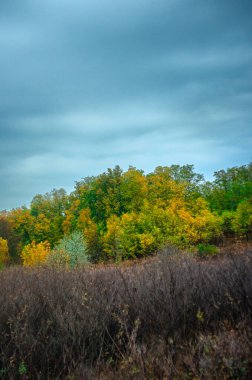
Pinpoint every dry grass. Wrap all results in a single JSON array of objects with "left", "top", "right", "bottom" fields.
[{"left": 0, "top": 245, "right": 252, "bottom": 379}]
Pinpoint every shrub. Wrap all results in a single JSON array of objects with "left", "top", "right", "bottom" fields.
[
  {"left": 197, "top": 243, "right": 219, "bottom": 257},
  {"left": 21, "top": 241, "right": 50, "bottom": 266},
  {"left": 50, "top": 231, "right": 89, "bottom": 268},
  {"left": 46, "top": 248, "right": 71, "bottom": 268},
  {"left": 0, "top": 248, "right": 251, "bottom": 378}
]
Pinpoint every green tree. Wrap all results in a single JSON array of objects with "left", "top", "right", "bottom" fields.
[
  {"left": 74, "top": 166, "right": 124, "bottom": 228},
  {"left": 121, "top": 167, "right": 147, "bottom": 212},
  {"left": 51, "top": 231, "right": 89, "bottom": 268},
  {"left": 30, "top": 188, "right": 69, "bottom": 244},
  {"left": 232, "top": 199, "right": 252, "bottom": 239},
  {"left": 204, "top": 163, "right": 252, "bottom": 212},
  {"left": 170, "top": 164, "right": 204, "bottom": 200}
]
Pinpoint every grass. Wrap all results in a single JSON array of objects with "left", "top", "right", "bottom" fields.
[{"left": 0, "top": 244, "right": 251, "bottom": 379}]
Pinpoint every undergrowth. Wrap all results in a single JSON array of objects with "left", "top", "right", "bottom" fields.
[{"left": 0, "top": 245, "right": 251, "bottom": 379}]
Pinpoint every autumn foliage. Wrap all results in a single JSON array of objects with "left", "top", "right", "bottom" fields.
[
  {"left": 0, "top": 163, "right": 251, "bottom": 378},
  {"left": 0, "top": 237, "right": 9, "bottom": 267},
  {"left": 0, "top": 162, "right": 251, "bottom": 265},
  {"left": 21, "top": 241, "right": 50, "bottom": 267}
]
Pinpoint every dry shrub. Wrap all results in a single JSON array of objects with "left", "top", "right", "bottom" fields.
[{"left": 0, "top": 245, "right": 251, "bottom": 379}]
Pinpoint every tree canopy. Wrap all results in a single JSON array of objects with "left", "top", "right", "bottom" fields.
[{"left": 1, "top": 162, "right": 251, "bottom": 264}]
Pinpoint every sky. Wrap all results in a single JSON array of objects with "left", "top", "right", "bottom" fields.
[{"left": 0, "top": 0, "right": 251, "bottom": 210}]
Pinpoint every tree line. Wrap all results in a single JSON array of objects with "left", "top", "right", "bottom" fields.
[{"left": 0, "top": 162, "right": 251, "bottom": 266}]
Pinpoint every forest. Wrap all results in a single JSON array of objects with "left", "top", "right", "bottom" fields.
[{"left": 0, "top": 162, "right": 251, "bottom": 267}]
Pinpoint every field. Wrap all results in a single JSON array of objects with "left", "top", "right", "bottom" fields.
[{"left": 0, "top": 242, "right": 252, "bottom": 379}]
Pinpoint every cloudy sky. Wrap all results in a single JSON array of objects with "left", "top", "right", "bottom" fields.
[{"left": 0, "top": 0, "right": 251, "bottom": 209}]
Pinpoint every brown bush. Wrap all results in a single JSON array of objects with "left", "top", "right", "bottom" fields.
[{"left": 0, "top": 245, "right": 251, "bottom": 379}]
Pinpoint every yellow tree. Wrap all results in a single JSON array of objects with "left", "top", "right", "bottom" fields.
[
  {"left": 77, "top": 209, "right": 101, "bottom": 262},
  {"left": 32, "top": 214, "right": 51, "bottom": 243},
  {"left": 62, "top": 199, "right": 81, "bottom": 234},
  {"left": 102, "top": 215, "right": 123, "bottom": 260},
  {"left": 121, "top": 167, "right": 148, "bottom": 212},
  {"left": 8, "top": 208, "right": 35, "bottom": 247},
  {"left": 163, "top": 197, "right": 221, "bottom": 246},
  {"left": 147, "top": 167, "right": 185, "bottom": 209},
  {"left": 0, "top": 237, "right": 9, "bottom": 266},
  {"left": 21, "top": 241, "right": 51, "bottom": 267}
]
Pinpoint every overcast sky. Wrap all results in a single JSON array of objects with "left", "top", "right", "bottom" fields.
[{"left": 0, "top": 0, "right": 251, "bottom": 210}]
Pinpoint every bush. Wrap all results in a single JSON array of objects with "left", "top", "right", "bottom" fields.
[
  {"left": 0, "top": 247, "right": 251, "bottom": 378},
  {"left": 49, "top": 231, "right": 89, "bottom": 268},
  {"left": 46, "top": 248, "right": 71, "bottom": 268},
  {"left": 197, "top": 243, "right": 219, "bottom": 257}
]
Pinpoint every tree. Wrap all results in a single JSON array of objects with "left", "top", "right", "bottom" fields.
[
  {"left": 102, "top": 215, "right": 123, "bottom": 261},
  {"left": 50, "top": 231, "right": 89, "bottom": 268},
  {"left": 0, "top": 213, "right": 20, "bottom": 261},
  {"left": 170, "top": 164, "right": 204, "bottom": 200},
  {"left": 204, "top": 163, "right": 252, "bottom": 212},
  {"left": 8, "top": 208, "right": 35, "bottom": 247},
  {"left": 0, "top": 237, "right": 9, "bottom": 267},
  {"left": 21, "top": 241, "right": 51, "bottom": 267},
  {"left": 30, "top": 188, "right": 68, "bottom": 244},
  {"left": 232, "top": 199, "right": 252, "bottom": 239},
  {"left": 220, "top": 211, "right": 236, "bottom": 236},
  {"left": 77, "top": 209, "right": 101, "bottom": 262},
  {"left": 121, "top": 167, "right": 147, "bottom": 212},
  {"left": 147, "top": 166, "right": 185, "bottom": 208},
  {"left": 32, "top": 214, "right": 51, "bottom": 243}
]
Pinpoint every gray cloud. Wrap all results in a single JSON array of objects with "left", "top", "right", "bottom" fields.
[{"left": 0, "top": 0, "right": 252, "bottom": 209}]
